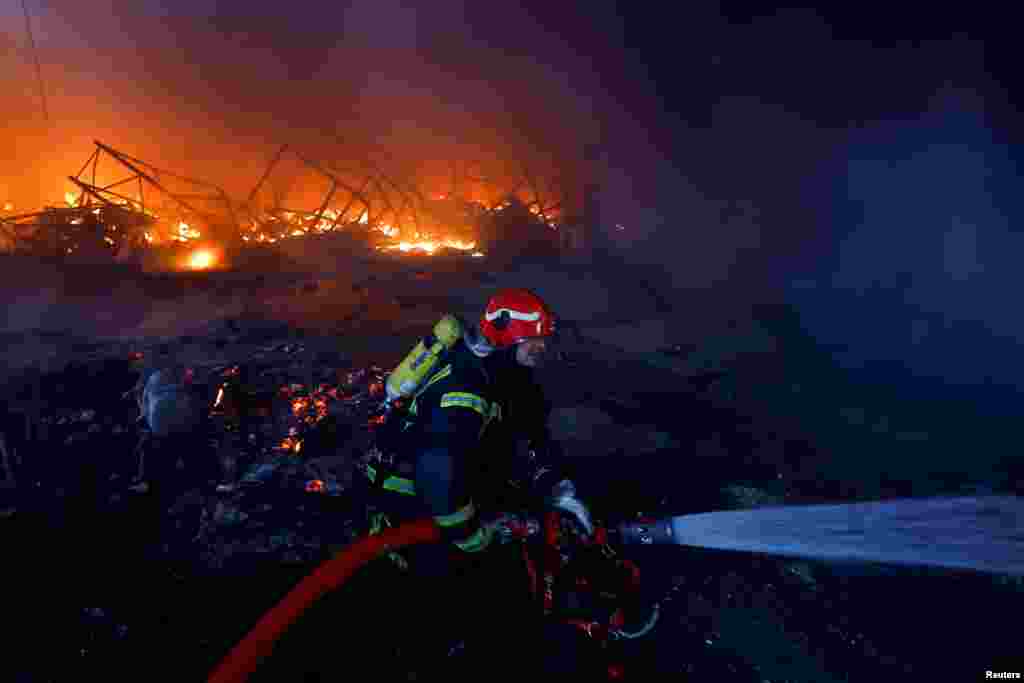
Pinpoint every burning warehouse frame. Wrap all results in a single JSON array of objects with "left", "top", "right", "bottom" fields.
[
  {"left": 242, "top": 144, "right": 571, "bottom": 258},
  {"left": 1, "top": 141, "right": 239, "bottom": 269},
  {"left": 1, "top": 138, "right": 583, "bottom": 269}
]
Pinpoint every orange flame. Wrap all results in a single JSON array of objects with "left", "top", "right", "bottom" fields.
[
  {"left": 377, "top": 238, "right": 476, "bottom": 254},
  {"left": 187, "top": 248, "right": 218, "bottom": 270},
  {"left": 280, "top": 436, "right": 303, "bottom": 453},
  {"left": 174, "top": 221, "right": 201, "bottom": 242}
]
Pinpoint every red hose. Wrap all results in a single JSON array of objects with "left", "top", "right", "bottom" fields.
[{"left": 207, "top": 518, "right": 442, "bottom": 683}]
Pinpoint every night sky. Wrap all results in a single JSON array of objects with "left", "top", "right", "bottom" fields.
[{"left": 3, "top": 1, "right": 1022, "bottom": 390}]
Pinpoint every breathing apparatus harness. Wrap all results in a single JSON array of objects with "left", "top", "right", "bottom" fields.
[{"left": 208, "top": 301, "right": 656, "bottom": 682}]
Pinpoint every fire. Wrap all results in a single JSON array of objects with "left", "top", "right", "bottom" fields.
[
  {"left": 378, "top": 238, "right": 476, "bottom": 254},
  {"left": 280, "top": 435, "right": 303, "bottom": 453},
  {"left": 187, "top": 248, "right": 217, "bottom": 270},
  {"left": 174, "top": 222, "right": 201, "bottom": 242},
  {"left": 376, "top": 223, "right": 399, "bottom": 238},
  {"left": 2, "top": 202, "right": 12, "bottom": 212},
  {"left": 234, "top": 205, "right": 481, "bottom": 253},
  {"left": 291, "top": 396, "right": 310, "bottom": 416},
  {"left": 242, "top": 231, "right": 279, "bottom": 244},
  {"left": 18, "top": 161, "right": 499, "bottom": 264},
  {"left": 275, "top": 381, "right": 335, "bottom": 453}
]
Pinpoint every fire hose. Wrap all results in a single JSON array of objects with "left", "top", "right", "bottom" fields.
[
  {"left": 209, "top": 493, "right": 1024, "bottom": 682},
  {"left": 207, "top": 513, "right": 660, "bottom": 683},
  {"left": 206, "top": 518, "right": 441, "bottom": 683}
]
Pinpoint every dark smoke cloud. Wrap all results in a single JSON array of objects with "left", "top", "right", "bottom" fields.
[
  {"left": 785, "top": 88, "right": 1023, "bottom": 395},
  {"left": 4, "top": 3, "right": 1014, "bottom": 313},
  {"left": 2, "top": 0, "right": 622, "bottom": 207}
]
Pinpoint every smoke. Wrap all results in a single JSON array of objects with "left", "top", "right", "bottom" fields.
[
  {"left": 785, "top": 88, "right": 1023, "bottom": 392},
  {"left": 1, "top": 0, "right": 620, "bottom": 209},
  {"left": 608, "top": 12, "right": 1001, "bottom": 301}
]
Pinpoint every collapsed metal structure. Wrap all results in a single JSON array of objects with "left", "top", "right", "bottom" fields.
[
  {"left": 1, "top": 141, "right": 240, "bottom": 260},
  {"left": 1, "top": 140, "right": 574, "bottom": 262}
]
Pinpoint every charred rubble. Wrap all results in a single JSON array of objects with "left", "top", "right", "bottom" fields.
[
  {"left": 3, "top": 306, "right": 1021, "bottom": 680},
  {"left": 0, "top": 320, "right": 776, "bottom": 681}
]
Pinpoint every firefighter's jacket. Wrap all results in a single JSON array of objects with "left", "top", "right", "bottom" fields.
[{"left": 370, "top": 340, "right": 567, "bottom": 554}]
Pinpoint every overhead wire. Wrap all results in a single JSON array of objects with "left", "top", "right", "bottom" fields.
[{"left": 20, "top": 0, "right": 50, "bottom": 123}]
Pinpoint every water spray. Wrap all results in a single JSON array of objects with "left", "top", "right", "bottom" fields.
[{"left": 614, "top": 496, "right": 1024, "bottom": 576}]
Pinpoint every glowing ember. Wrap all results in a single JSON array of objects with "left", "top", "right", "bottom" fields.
[
  {"left": 175, "top": 222, "right": 201, "bottom": 242},
  {"left": 280, "top": 436, "right": 303, "bottom": 453},
  {"left": 395, "top": 241, "right": 439, "bottom": 253},
  {"left": 378, "top": 238, "right": 476, "bottom": 254},
  {"left": 291, "top": 396, "right": 310, "bottom": 416},
  {"left": 187, "top": 248, "right": 217, "bottom": 270},
  {"left": 2, "top": 202, "right": 12, "bottom": 211}
]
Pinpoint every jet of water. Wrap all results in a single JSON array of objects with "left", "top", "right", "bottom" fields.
[{"left": 616, "top": 496, "right": 1024, "bottom": 575}]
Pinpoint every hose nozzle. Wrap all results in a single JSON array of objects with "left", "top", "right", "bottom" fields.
[{"left": 615, "top": 517, "right": 675, "bottom": 546}]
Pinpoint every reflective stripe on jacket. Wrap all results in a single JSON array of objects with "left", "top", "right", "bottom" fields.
[{"left": 373, "top": 340, "right": 500, "bottom": 552}]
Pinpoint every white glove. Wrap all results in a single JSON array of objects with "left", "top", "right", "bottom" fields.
[{"left": 548, "top": 479, "right": 594, "bottom": 536}]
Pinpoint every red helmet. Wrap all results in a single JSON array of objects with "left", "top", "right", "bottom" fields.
[{"left": 479, "top": 288, "right": 556, "bottom": 348}]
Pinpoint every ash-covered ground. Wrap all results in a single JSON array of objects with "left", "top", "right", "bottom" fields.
[{"left": 2, "top": 244, "right": 1021, "bottom": 681}]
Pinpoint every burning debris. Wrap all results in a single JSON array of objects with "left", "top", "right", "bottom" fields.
[
  {"left": 1, "top": 203, "right": 155, "bottom": 262},
  {"left": 192, "top": 360, "right": 393, "bottom": 572},
  {"left": 3, "top": 140, "right": 583, "bottom": 268},
  {"left": 2, "top": 321, "right": 396, "bottom": 574},
  {"left": 2, "top": 141, "right": 231, "bottom": 268}
]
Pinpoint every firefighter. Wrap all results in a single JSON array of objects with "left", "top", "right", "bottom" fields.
[{"left": 364, "top": 288, "right": 594, "bottom": 673}]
